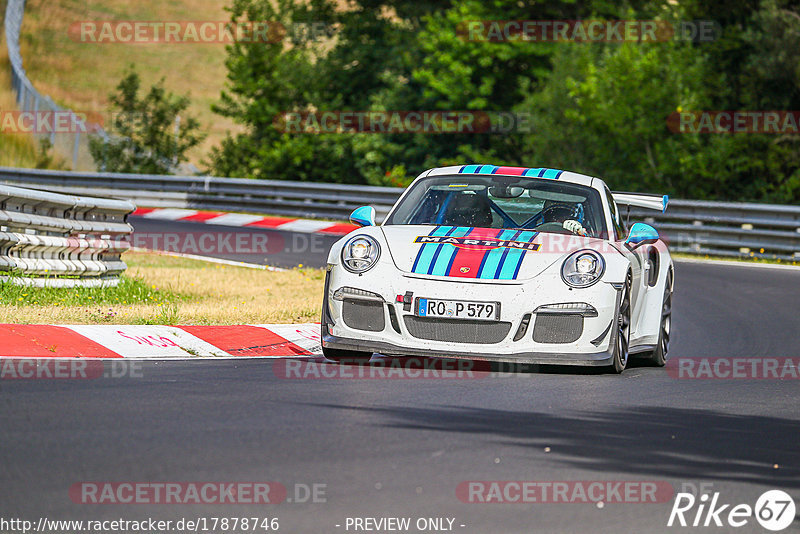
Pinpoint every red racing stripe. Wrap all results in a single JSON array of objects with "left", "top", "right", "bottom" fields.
[
  {"left": 0, "top": 325, "right": 122, "bottom": 358},
  {"left": 178, "top": 325, "right": 312, "bottom": 357},
  {"left": 493, "top": 166, "right": 527, "bottom": 176},
  {"left": 446, "top": 228, "right": 503, "bottom": 278}
]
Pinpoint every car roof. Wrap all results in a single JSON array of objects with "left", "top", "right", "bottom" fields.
[{"left": 424, "top": 164, "right": 600, "bottom": 188}]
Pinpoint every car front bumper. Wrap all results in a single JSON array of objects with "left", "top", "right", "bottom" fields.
[
  {"left": 322, "top": 261, "right": 623, "bottom": 367},
  {"left": 321, "top": 330, "right": 617, "bottom": 366}
]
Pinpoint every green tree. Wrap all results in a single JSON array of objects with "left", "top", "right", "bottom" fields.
[
  {"left": 89, "top": 69, "right": 205, "bottom": 174},
  {"left": 209, "top": 0, "right": 683, "bottom": 186},
  {"left": 521, "top": 0, "right": 800, "bottom": 202},
  {"left": 209, "top": 0, "right": 800, "bottom": 202},
  {"left": 207, "top": 0, "right": 442, "bottom": 183},
  {"left": 521, "top": 39, "right": 711, "bottom": 195}
]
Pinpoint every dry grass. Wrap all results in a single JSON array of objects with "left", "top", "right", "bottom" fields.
[
  {"left": 0, "top": 251, "right": 325, "bottom": 325},
  {"left": 16, "top": 0, "right": 244, "bottom": 166},
  {"left": 0, "top": 13, "right": 41, "bottom": 168}
]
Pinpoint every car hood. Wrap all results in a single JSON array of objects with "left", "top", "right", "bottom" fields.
[{"left": 381, "top": 225, "right": 617, "bottom": 282}]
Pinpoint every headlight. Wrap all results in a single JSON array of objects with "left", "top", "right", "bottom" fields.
[
  {"left": 561, "top": 250, "right": 605, "bottom": 288},
  {"left": 341, "top": 235, "right": 380, "bottom": 273}
]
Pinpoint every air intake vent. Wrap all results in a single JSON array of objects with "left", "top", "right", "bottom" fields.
[
  {"left": 403, "top": 317, "right": 511, "bottom": 344},
  {"left": 532, "top": 314, "right": 584, "bottom": 344},
  {"left": 342, "top": 300, "right": 385, "bottom": 332}
]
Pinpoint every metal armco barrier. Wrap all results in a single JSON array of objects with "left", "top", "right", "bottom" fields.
[
  {"left": 0, "top": 183, "right": 135, "bottom": 287},
  {"left": 0, "top": 166, "right": 798, "bottom": 262},
  {"left": 629, "top": 200, "right": 800, "bottom": 261},
  {"left": 0, "top": 167, "right": 402, "bottom": 220}
]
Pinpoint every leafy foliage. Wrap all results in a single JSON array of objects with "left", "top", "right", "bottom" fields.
[
  {"left": 89, "top": 69, "right": 205, "bottom": 174},
  {"left": 207, "top": 0, "right": 800, "bottom": 202}
]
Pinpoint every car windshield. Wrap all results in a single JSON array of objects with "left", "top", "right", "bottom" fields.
[{"left": 384, "top": 174, "right": 608, "bottom": 238}]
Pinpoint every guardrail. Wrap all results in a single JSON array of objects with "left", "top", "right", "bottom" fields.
[
  {"left": 0, "top": 166, "right": 403, "bottom": 220},
  {"left": 4, "top": 0, "right": 108, "bottom": 170},
  {"left": 628, "top": 200, "right": 800, "bottom": 262},
  {"left": 0, "top": 166, "right": 798, "bottom": 263},
  {"left": 0, "top": 183, "right": 135, "bottom": 287}
]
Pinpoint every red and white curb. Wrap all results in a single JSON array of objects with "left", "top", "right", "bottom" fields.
[
  {"left": 0, "top": 323, "right": 322, "bottom": 359},
  {"left": 133, "top": 208, "right": 358, "bottom": 236}
]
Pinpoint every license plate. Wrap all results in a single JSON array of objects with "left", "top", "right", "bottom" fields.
[{"left": 415, "top": 298, "right": 500, "bottom": 321}]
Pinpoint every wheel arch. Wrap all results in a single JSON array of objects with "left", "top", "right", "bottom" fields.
[{"left": 601, "top": 253, "right": 632, "bottom": 286}]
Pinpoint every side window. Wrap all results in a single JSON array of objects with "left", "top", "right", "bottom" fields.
[{"left": 604, "top": 187, "right": 625, "bottom": 241}]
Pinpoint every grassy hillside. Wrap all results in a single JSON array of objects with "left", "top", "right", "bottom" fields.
[
  {"left": 0, "top": 0, "right": 46, "bottom": 168},
  {"left": 15, "top": 0, "right": 243, "bottom": 168}
]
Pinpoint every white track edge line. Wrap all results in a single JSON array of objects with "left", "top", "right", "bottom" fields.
[
  {"left": 130, "top": 247, "right": 285, "bottom": 271},
  {"left": 674, "top": 256, "right": 800, "bottom": 272}
]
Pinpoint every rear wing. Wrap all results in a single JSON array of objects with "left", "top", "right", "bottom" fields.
[{"left": 612, "top": 192, "right": 669, "bottom": 213}]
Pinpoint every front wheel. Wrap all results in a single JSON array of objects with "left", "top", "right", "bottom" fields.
[
  {"left": 609, "top": 276, "right": 631, "bottom": 374},
  {"left": 322, "top": 346, "right": 373, "bottom": 364}
]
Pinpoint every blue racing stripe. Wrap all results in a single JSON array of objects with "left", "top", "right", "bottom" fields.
[
  {"left": 541, "top": 168, "right": 563, "bottom": 179},
  {"left": 478, "top": 229, "right": 519, "bottom": 279},
  {"left": 430, "top": 226, "right": 471, "bottom": 276},
  {"left": 460, "top": 165, "right": 563, "bottom": 178},
  {"left": 412, "top": 226, "right": 451, "bottom": 273},
  {"left": 492, "top": 230, "right": 523, "bottom": 279},
  {"left": 498, "top": 231, "right": 538, "bottom": 280},
  {"left": 520, "top": 167, "right": 563, "bottom": 179},
  {"left": 475, "top": 232, "right": 502, "bottom": 279},
  {"left": 423, "top": 227, "right": 457, "bottom": 275}
]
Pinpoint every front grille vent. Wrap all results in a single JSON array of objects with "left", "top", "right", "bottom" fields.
[
  {"left": 532, "top": 314, "right": 584, "bottom": 344},
  {"left": 403, "top": 316, "right": 511, "bottom": 344},
  {"left": 342, "top": 300, "right": 385, "bottom": 332}
]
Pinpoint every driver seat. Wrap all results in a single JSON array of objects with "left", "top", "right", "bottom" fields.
[
  {"left": 442, "top": 193, "right": 493, "bottom": 228},
  {"left": 542, "top": 200, "right": 576, "bottom": 224}
]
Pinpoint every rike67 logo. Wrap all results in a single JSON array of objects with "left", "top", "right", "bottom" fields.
[{"left": 668, "top": 489, "right": 795, "bottom": 531}]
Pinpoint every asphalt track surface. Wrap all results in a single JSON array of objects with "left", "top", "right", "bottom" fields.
[
  {"left": 127, "top": 216, "right": 342, "bottom": 268},
  {"left": 1, "top": 218, "right": 799, "bottom": 533}
]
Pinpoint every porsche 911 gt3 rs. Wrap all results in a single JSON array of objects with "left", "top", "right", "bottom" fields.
[{"left": 321, "top": 165, "right": 673, "bottom": 373}]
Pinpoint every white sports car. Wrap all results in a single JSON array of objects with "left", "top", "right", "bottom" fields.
[{"left": 321, "top": 165, "right": 673, "bottom": 373}]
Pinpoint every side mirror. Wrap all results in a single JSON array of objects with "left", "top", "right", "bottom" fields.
[
  {"left": 625, "top": 222, "right": 659, "bottom": 249},
  {"left": 349, "top": 206, "right": 376, "bottom": 227}
]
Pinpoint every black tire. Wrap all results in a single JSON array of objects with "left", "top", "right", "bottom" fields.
[
  {"left": 646, "top": 271, "right": 673, "bottom": 366},
  {"left": 322, "top": 346, "right": 373, "bottom": 364},
  {"left": 610, "top": 275, "right": 632, "bottom": 374}
]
